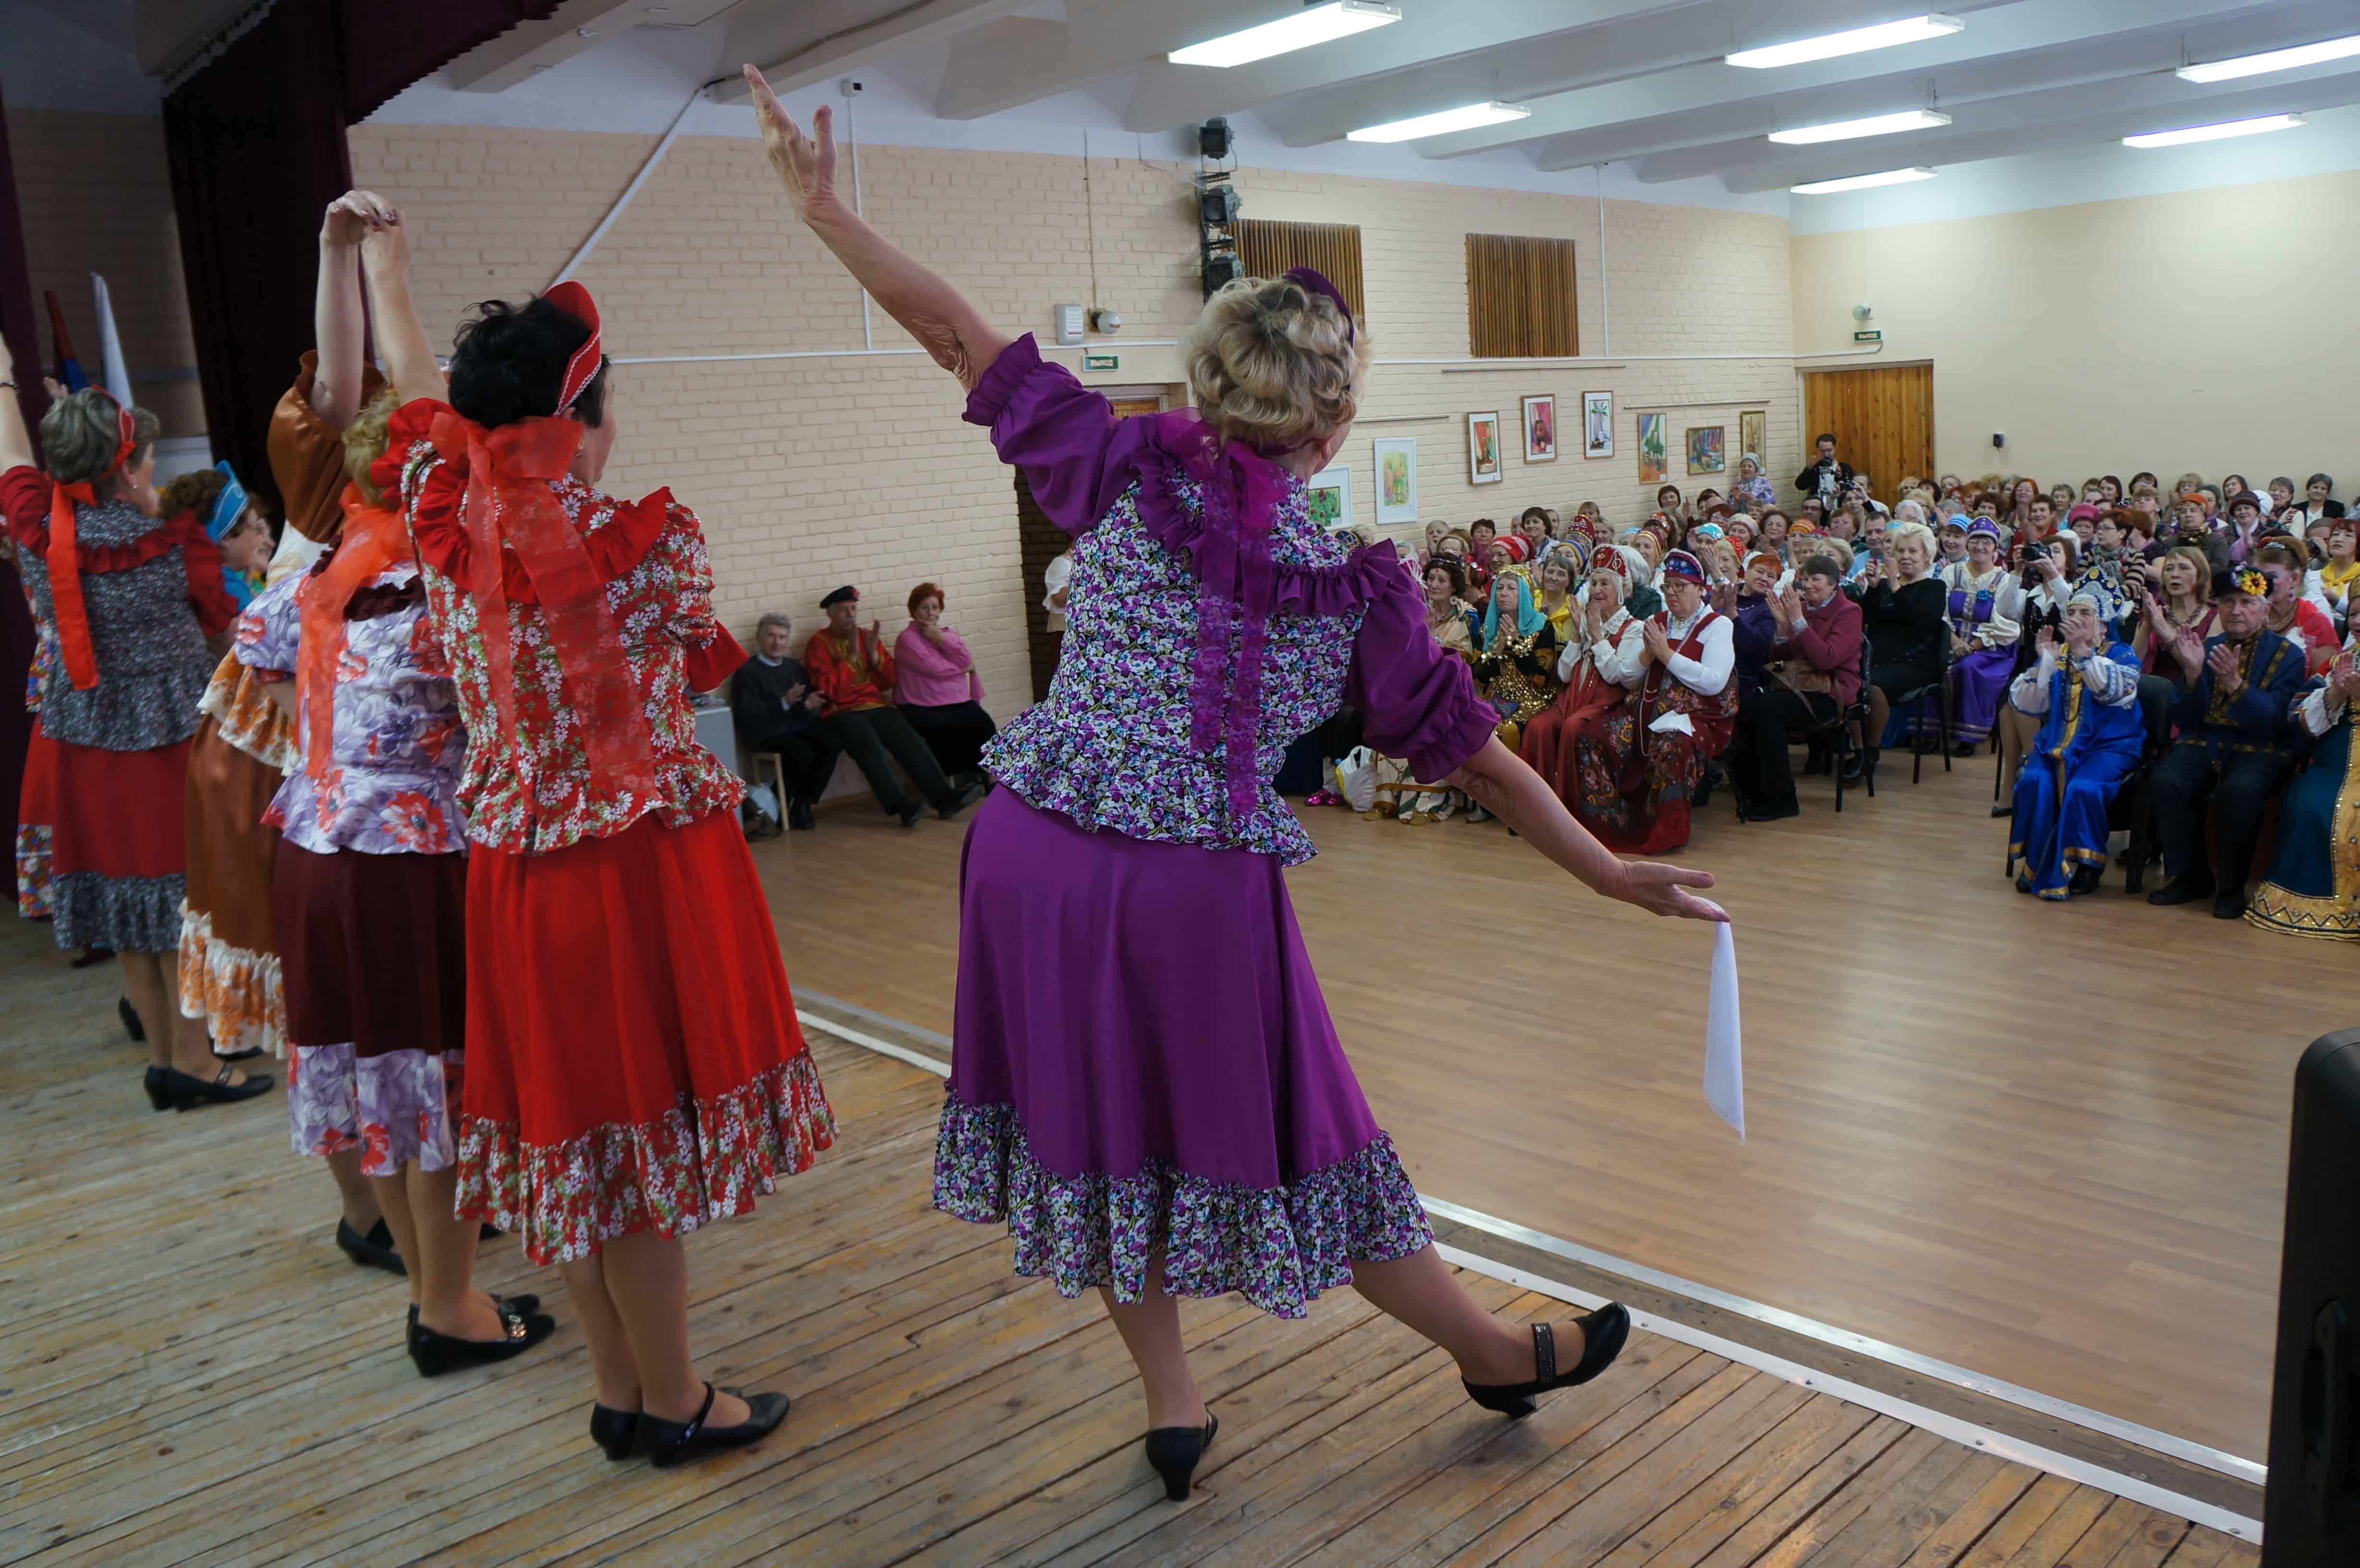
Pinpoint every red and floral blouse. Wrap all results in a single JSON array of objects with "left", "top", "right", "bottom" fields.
[{"left": 374, "top": 401, "right": 746, "bottom": 856}]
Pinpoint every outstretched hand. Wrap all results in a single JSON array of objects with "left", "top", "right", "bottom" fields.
[
  {"left": 1611, "top": 860, "right": 1727, "bottom": 922},
  {"left": 745, "top": 66, "right": 840, "bottom": 223}
]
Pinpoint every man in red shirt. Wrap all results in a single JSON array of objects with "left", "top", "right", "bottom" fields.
[{"left": 804, "top": 586, "right": 978, "bottom": 827}]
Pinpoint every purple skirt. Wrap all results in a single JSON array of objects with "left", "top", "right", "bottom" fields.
[
  {"left": 1948, "top": 646, "right": 2016, "bottom": 745},
  {"left": 933, "top": 788, "right": 1431, "bottom": 1318}
]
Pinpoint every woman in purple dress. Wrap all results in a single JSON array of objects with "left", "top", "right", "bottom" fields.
[{"left": 749, "top": 67, "right": 1727, "bottom": 1502}]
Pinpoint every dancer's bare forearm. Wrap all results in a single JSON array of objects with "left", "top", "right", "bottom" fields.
[
  {"left": 1449, "top": 737, "right": 1725, "bottom": 922},
  {"left": 360, "top": 217, "right": 444, "bottom": 407}
]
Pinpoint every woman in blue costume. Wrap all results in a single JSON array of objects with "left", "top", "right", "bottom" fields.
[
  {"left": 2249, "top": 638, "right": 2360, "bottom": 940},
  {"left": 2005, "top": 589, "right": 2144, "bottom": 899}
]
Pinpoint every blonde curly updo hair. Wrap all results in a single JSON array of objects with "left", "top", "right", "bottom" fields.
[{"left": 1182, "top": 274, "right": 1369, "bottom": 453}]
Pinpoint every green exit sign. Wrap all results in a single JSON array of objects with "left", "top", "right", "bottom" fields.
[
  {"left": 1853, "top": 330, "right": 1882, "bottom": 343},
  {"left": 1082, "top": 353, "right": 1120, "bottom": 371}
]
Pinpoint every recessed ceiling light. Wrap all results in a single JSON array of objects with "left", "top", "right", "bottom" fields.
[
  {"left": 1346, "top": 101, "right": 1533, "bottom": 142},
  {"left": 2124, "top": 112, "right": 2306, "bottom": 148},
  {"left": 1728, "top": 14, "right": 1964, "bottom": 70},
  {"left": 1768, "top": 109, "right": 1951, "bottom": 145},
  {"left": 1169, "top": 2, "right": 1401, "bottom": 69},
  {"left": 2175, "top": 35, "right": 2360, "bottom": 83},
  {"left": 1791, "top": 167, "right": 1938, "bottom": 194}
]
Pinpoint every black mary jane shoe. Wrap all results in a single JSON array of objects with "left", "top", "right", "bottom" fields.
[
  {"left": 407, "top": 1300, "right": 556, "bottom": 1378},
  {"left": 590, "top": 1403, "right": 643, "bottom": 1461},
  {"left": 337, "top": 1216, "right": 407, "bottom": 1275},
  {"left": 159, "top": 1063, "right": 273, "bottom": 1110},
  {"left": 1463, "top": 1304, "right": 1633, "bottom": 1418},
  {"left": 639, "top": 1382, "right": 791, "bottom": 1470},
  {"left": 212, "top": 1044, "right": 266, "bottom": 1063},
  {"left": 120, "top": 996, "right": 146, "bottom": 1042},
  {"left": 143, "top": 1066, "right": 171, "bottom": 1111},
  {"left": 1144, "top": 1413, "right": 1219, "bottom": 1502}
]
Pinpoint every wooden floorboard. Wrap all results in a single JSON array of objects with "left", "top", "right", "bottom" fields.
[{"left": 0, "top": 913, "right": 2254, "bottom": 1565}]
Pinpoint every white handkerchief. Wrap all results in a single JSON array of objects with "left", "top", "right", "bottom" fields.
[
  {"left": 1704, "top": 920, "right": 1745, "bottom": 1142},
  {"left": 1648, "top": 710, "right": 1695, "bottom": 736}
]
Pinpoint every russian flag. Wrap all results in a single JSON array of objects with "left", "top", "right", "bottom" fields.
[{"left": 44, "top": 291, "right": 87, "bottom": 394}]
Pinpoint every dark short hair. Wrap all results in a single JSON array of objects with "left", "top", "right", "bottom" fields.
[
  {"left": 1815, "top": 432, "right": 1836, "bottom": 445},
  {"left": 448, "top": 293, "right": 610, "bottom": 430},
  {"left": 1519, "top": 506, "right": 1549, "bottom": 528},
  {"left": 907, "top": 580, "right": 946, "bottom": 616},
  {"left": 2307, "top": 472, "right": 2335, "bottom": 491},
  {"left": 1468, "top": 517, "right": 1496, "bottom": 537},
  {"left": 1799, "top": 553, "right": 1843, "bottom": 583},
  {"left": 1424, "top": 555, "right": 1467, "bottom": 599}
]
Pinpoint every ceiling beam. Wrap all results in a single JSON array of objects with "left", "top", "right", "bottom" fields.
[
  {"left": 449, "top": 0, "right": 652, "bottom": 93},
  {"left": 713, "top": 0, "right": 1037, "bottom": 100},
  {"left": 1420, "top": 0, "right": 2270, "bottom": 160}
]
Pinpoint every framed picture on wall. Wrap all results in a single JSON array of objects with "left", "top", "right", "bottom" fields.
[
  {"left": 1582, "top": 391, "right": 1613, "bottom": 458},
  {"left": 1686, "top": 425, "right": 1726, "bottom": 475},
  {"left": 1468, "top": 412, "right": 1503, "bottom": 484},
  {"left": 1521, "top": 395, "right": 1557, "bottom": 463},
  {"left": 1306, "top": 464, "right": 1353, "bottom": 530},
  {"left": 1373, "top": 437, "right": 1419, "bottom": 524},
  {"left": 1739, "top": 410, "right": 1765, "bottom": 471},
  {"left": 1637, "top": 414, "right": 1667, "bottom": 483}
]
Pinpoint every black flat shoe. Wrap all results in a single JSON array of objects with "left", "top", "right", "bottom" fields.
[
  {"left": 407, "top": 1301, "right": 556, "bottom": 1377},
  {"left": 2147, "top": 878, "right": 2215, "bottom": 907},
  {"left": 1990, "top": 802, "right": 2014, "bottom": 819},
  {"left": 143, "top": 1066, "right": 170, "bottom": 1111},
  {"left": 590, "top": 1403, "right": 642, "bottom": 1461},
  {"left": 640, "top": 1382, "right": 791, "bottom": 1469},
  {"left": 1464, "top": 1305, "right": 1633, "bottom": 1418},
  {"left": 2212, "top": 886, "right": 2248, "bottom": 919},
  {"left": 119, "top": 996, "right": 145, "bottom": 1042},
  {"left": 896, "top": 799, "right": 924, "bottom": 829},
  {"left": 337, "top": 1216, "right": 407, "bottom": 1275},
  {"left": 212, "top": 1043, "right": 266, "bottom": 1062},
  {"left": 479, "top": 1222, "right": 504, "bottom": 1241},
  {"left": 1144, "top": 1413, "right": 1218, "bottom": 1502},
  {"left": 160, "top": 1063, "right": 272, "bottom": 1110},
  {"left": 408, "top": 1294, "right": 543, "bottom": 1328}
]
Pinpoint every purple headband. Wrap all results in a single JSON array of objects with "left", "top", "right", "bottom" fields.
[
  {"left": 1282, "top": 267, "right": 1354, "bottom": 344},
  {"left": 1661, "top": 549, "right": 1707, "bottom": 584}
]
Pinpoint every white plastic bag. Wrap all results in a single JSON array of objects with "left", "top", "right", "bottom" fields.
[{"left": 1330, "top": 747, "right": 1379, "bottom": 813}]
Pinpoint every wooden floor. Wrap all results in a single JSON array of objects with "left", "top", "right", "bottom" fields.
[
  {"left": 759, "top": 754, "right": 2339, "bottom": 1463},
  {"left": 0, "top": 925, "right": 2256, "bottom": 1564}
]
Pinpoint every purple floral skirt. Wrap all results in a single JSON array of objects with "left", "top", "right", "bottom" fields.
[{"left": 933, "top": 788, "right": 1432, "bottom": 1319}]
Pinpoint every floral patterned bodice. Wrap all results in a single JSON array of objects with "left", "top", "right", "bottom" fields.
[
  {"left": 379, "top": 403, "right": 745, "bottom": 856},
  {"left": 237, "top": 563, "right": 467, "bottom": 856}
]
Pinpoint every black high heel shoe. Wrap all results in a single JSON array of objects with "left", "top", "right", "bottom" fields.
[
  {"left": 406, "top": 1300, "right": 556, "bottom": 1377},
  {"left": 1463, "top": 1305, "right": 1633, "bottom": 1418},
  {"left": 159, "top": 1063, "right": 273, "bottom": 1110},
  {"left": 143, "top": 1066, "right": 171, "bottom": 1111},
  {"left": 120, "top": 996, "right": 146, "bottom": 1042},
  {"left": 590, "top": 1403, "right": 642, "bottom": 1461},
  {"left": 639, "top": 1383, "right": 791, "bottom": 1469},
  {"left": 1143, "top": 1413, "right": 1218, "bottom": 1502}
]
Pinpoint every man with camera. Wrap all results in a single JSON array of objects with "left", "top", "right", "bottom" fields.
[
  {"left": 1795, "top": 432, "right": 1855, "bottom": 508},
  {"left": 2004, "top": 590, "right": 2142, "bottom": 899}
]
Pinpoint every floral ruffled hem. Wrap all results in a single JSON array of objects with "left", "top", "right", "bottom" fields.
[
  {"left": 177, "top": 903, "right": 287, "bottom": 1058},
  {"left": 50, "top": 870, "right": 183, "bottom": 955},
  {"left": 289, "top": 1045, "right": 464, "bottom": 1176},
  {"left": 457, "top": 1051, "right": 837, "bottom": 1266},
  {"left": 15, "top": 824, "right": 53, "bottom": 920},
  {"left": 931, "top": 1094, "right": 1434, "bottom": 1320}
]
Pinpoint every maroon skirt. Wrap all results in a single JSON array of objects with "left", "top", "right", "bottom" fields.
[{"left": 272, "top": 838, "right": 467, "bottom": 1058}]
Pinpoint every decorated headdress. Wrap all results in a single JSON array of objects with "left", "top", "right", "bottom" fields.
[
  {"left": 2230, "top": 565, "right": 2268, "bottom": 599},
  {"left": 1281, "top": 267, "right": 1354, "bottom": 346},
  {"left": 1480, "top": 569, "right": 1545, "bottom": 645},
  {"left": 1593, "top": 546, "right": 1631, "bottom": 582},
  {"left": 1494, "top": 533, "right": 1529, "bottom": 564},
  {"left": 1965, "top": 517, "right": 2003, "bottom": 542},
  {"left": 542, "top": 280, "right": 605, "bottom": 415},
  {"left": 205, "top": 461, "right": 249, "bottom": 542},
  {"left": 1690, "top": 521, "right": 1726, "bottom": 544},
  {"left": 1661, "top": 549, "right": 1707, "bottom": 586}
]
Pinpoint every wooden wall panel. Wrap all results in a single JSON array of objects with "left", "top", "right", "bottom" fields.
[
  {"left": 1802, "top": 364, "right": 1934, "bottom": 504},
  {"left": 1465, "top": 233, "right": 1578, "bottom": 358},
  {"left": 1235, "top": 219, "right": 1366, "bottom": 324}
]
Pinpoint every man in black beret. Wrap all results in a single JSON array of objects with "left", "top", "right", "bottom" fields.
[{"left": 804, "top": 586, "right": 980, "bottom": 827}]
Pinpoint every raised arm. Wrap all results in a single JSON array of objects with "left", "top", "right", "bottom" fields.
[
  {"left": 360, "top": 211, "right": 445, "bottom": 407},
  {"left": 313, "top": 191, "right": 397, "bottom": 429},
  {"left": 0, "top": 335, "right": 32, "bottom": 473},
  {"left": 745, "top": 66, "right": 1011, "bottom": 391}
]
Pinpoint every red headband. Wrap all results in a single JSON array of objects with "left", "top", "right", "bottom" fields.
[
  {"left": 543, "top": 281, "right": 604, "bottom": 415},
  {"left": 45, "top": 397, "right": 141, "bottom": 691}
]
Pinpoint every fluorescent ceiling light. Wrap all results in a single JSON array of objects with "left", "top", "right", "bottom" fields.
[
  {"left": 1791, "top": 167, "right": 1937, "bottom": 194},
  {"left": 2175, "top": 35, "right": 2360, "bottom": 83},
  {"left": 1347, "top": 101, "right": 1532, "bottom": 142},
  {"left": 2123, "top": 112, "right": 2306, "bottom": 148},
  {"left": 1169, "top": 1, "right": 1400, "bottom": 68},
  {"left": 1768, "top": 108, "right": 1951, "bottom": 144},
  {"left": 1728, "top": 13, "right": 1963, "bottom": 70}
]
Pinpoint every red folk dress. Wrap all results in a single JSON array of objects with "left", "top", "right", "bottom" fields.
[{"left": 376, "top": 401, "right": 835, "bottom": 1266}]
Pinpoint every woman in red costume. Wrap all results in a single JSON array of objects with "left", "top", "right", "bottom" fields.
[{"left": 363, "top": 219, "right": 834, "bottom": 1467}]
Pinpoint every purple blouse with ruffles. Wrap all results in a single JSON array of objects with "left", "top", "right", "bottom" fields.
[{"left": 966, "top": 334, "right": 1492, "bottom": 866}]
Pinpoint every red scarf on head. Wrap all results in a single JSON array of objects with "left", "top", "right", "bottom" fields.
[
  {"left": 295, "top": 485, "right": 409, "bottom": 786},
  {"left": 46, "top": 399, "right": 138, "bottom": 691},
  {"left": 424, "top": 407, "right": 660, "bottom": 804}
]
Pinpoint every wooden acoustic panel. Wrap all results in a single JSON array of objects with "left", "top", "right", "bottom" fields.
[
  {"left": 1236, "top": 219, "right": 1366, "bottom": 324},
  {"left": 1466, "top": 233, "right": 1578, "bottom": 358}
]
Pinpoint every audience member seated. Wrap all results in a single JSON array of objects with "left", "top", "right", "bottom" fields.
[
  {"left": 1937, "top": 519, "right": 2019, "bottom": 754},
  {"left": 805, "top": 585, "right": 977, "bottom": 829},
  {"left": 1570, "top": 550, "right": 1735, "bottom": 854},
  {"left": 1993, "top": 533, "right": 2078, "bottom": 809},
  {"left": 2146, "top": 568, "right": 2311, "bottom": 918},
  {"left": 1853, "top": 521, "right": 1945, "bottom": 775},
  {"left": 2131, "top": 545, "right": 2215, "bottom": 683},
  {"left": 1387, "top": 557, "right": 1481, "bottom": 822},
  {"left": 1522, "top": 551, "right": 1643, "bottom": 814},
  {"left": 2255, "top": 542, "right": 2338, "bottom": 675},
  {"left": 2319, "top": 517, "right": 2359, "bottom": 630},
  {"left": 893, "top": 581, "right": 997, "bottom": 792},
  {"left": 2005, "top": 593, "right": 2143, "bottom": 899},
  {"left": 1727, "top": 551, "right": 1862, "bottom": 821},
  {"left": 2221, "top": 491, "right": 2269, "bottom": 565},
  {"left": 730, "top": 611, "right": 836, "bottom": 831},
  {"left": 2248, "top": 639, "right": 2360, "bottom": 940},
  {"left": 1532, "top": 550, "right": 1582, "bottom": 642},
  {"left": 1473, "top": 573, "right": 1560, "bottom": 754}
]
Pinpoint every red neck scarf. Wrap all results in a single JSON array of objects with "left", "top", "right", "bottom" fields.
[
  {"left": 424, "top": 407, "right": 660, "bottom": 803},
  {"left": 46, "top": 400, "right": 137, "bottom": 691},
  {"left": 295, "top": 486, "right": 409, "bottom": 785}
]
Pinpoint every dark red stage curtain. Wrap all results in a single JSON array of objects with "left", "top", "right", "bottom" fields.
[{"left": 161, "top": 1, "right": 559, "bottom": 515}]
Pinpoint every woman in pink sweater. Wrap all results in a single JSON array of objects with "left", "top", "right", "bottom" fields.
[{"left": 894, "top": 581, "right": 997, "bottom": 791}]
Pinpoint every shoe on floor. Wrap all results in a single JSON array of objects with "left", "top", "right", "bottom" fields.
[
  {"left": 896, "top": 799, "right": 924, "bottom": 829},
  {"left": 2212, "top": 885, "right": 2248, "bottom": 919},
  {"left": 338, "top": 1216, "right": 407, "bottom": 1275},
  {"left": 1744, "top": 801, "right": 1800, "bottom": 822},
  {"left": 2147, "top": 878, "right": 2215, "bottom": 907},
  {"left": 788, "top": 801, "right": 815, "bottom": 831}
]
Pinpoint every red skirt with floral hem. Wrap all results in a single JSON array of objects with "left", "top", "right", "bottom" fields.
[{"left": 455, "top": 806, "right": 836, "bottom": 1265}]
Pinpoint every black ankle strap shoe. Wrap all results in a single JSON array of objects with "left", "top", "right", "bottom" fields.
[
  {"left": 590, "top": 1403, "right": 642, "bottom": 1461},
  {"left": 1463, "top": 1304, "right": 1633, "bottom": 1418},
  {"left": 640, "top": 1382, "right": 791, "bottom": 1469}
]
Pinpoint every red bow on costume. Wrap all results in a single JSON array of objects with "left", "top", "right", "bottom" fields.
[
  {"left": 424, "top": 407, "right": 661, "bottom": 805},
  {"left": 46, "top": 398, "right": 138, "bottom": 691},
  {"left": 295, "top": 486, "right": 409, "bottom": 787}
]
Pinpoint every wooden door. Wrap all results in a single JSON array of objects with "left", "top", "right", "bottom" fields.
[
  {"left": 1016, "top": 395, "right": 1164, "bottom": 700},
  {"left": 1801, "top": 364, "right": 1932, "bottom": 505}
]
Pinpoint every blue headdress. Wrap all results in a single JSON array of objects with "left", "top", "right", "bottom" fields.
[
  {"left": 205, "top": 461, "right": 259, "bottom": 609},
  {"left": 1481, "top": 571, "right": 1545, "bottom": 645}
]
